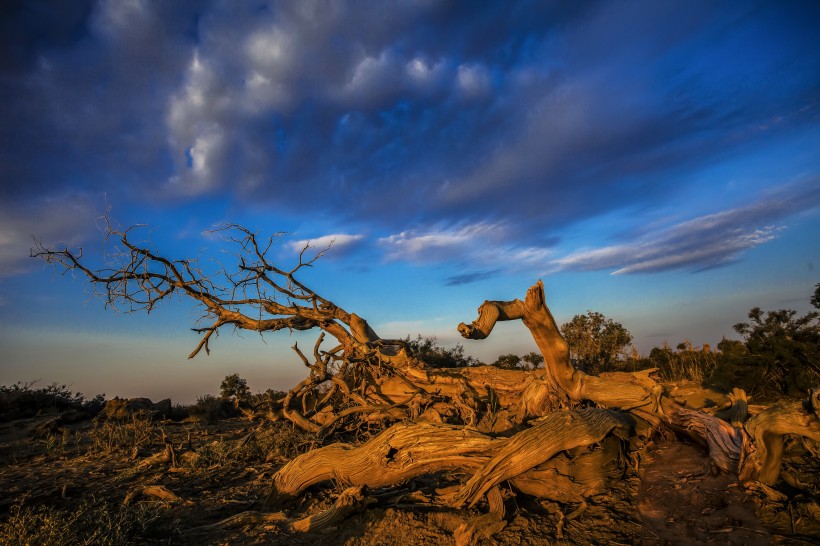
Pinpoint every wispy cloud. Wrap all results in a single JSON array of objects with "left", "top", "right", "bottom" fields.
[
  {"left": 378, "top": 222, "right": 554, "bottom": 284},
  {"left": 554, "top": 180, "right": 820, "bottom": 274},
  {"left": 378, "top": 222, "right": 507, "bottom": 263},
  {"left": 1, "top": 1, "right": 819, "bottom": 285},
  {"left": 444, "top": 269, "right": 501, "bottom": 286}
]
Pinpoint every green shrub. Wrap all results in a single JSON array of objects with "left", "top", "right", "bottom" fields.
[
  {"left": 404, "top": 335, "right": 484, "bottom": 368},
  {"left": 219, "top": 373, "right": 251, "bottom": 401}
]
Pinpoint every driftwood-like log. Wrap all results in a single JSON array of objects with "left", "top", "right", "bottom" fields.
[
  {"left": 453, "top": 486, "right": 506, "bottom": 546},
  {"left": 123, "top": 485, "right": 189, "bottom": 506},
  {"left": 668, "top": 404, "right": 744, "bottom": 474},
  {"left": 668, "top": 392, "right": 820, "bottom": 485},
  {"left": 509, "top": 435, "right": 626, "bottom": 503},
  {"left": 290, "top": 485, "right": 374, "bottom": 532},
  {"left": 267, "top": 422, "right": 503, "bottom": 507}
]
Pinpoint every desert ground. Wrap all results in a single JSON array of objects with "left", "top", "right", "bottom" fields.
[{"left": 1, "top": 381, "right": 817, "bottom": 545}]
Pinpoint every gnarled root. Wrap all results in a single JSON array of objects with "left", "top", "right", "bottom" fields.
[
  {"left": 189, "top": 485, "right": 372, "bottom": 535},
  {"left": 454, "top": 486, "right": 506, "bottom": 546},
  {"left": 740, "top": 396, "right": 820, "bottom": 485},
  {"left": 667, "top": 389, "right": 820, "bottom": 485}
]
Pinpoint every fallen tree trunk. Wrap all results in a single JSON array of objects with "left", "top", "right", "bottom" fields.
[
  {"left": 449, "top": 408, "right": 629, "bottom": 508},
  {"left": 267, "top": 408, "right": 631, "bottom": 509}
]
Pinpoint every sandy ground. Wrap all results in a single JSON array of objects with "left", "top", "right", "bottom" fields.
[{"left": 0, "top": 391, "right": 817, "bottom": 545}]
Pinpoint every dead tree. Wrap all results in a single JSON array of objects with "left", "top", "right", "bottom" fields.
[{"left": 33, "top": 222, "right": 820, "bottom": 543}]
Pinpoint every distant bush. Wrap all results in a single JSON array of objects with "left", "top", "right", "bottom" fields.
[
  {"left": 169, "top": 403, "right": 190, "bottom": 421},
  {"left": 405, "top": 335, "right": 484, "bottom": 368},
  {"left": 491, "top": 353, "right": 523, "bottom": 370},
  {"left": 219, "top": 373, "right": 251, "bottom": 402},
  {"left": 249, "top": 389, "right": 286, "bottom": 408},
  {"left": 697, "top": 287, "right": 819, "bottom": 396},
  {"left": 560, "top": 311, "right": 633, "bottom": 374},
  {"left": 0, "top": 382, "right": 105, "bottom": 422},
  {"left": 642, "top": 341, "right": 718, "bottom": 384},
  {"left": 187, "top": 394, "right": 233, "bottom": 423},
  {"left": 713, "top": 303, "right": 819, "bottom": 396},
  {"left": 572, "top": 284, "right": 820, "bottom": 397}
]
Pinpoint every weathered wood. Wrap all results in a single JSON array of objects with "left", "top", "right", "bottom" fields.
[
  {"left": 740, "top": 399, "right": 820, "bottom": 485},
  {"left": 289, "top": 485, "right": 373, "bottom": 532},
  {"left": 454, "top": 486, "right": 506, "bottom": 546},
  {"left": 267, "top": 408, "right": 630, "bottom": 509},
  {"left": 450, "top": 408, "right": 629, "bottom": 508},
  {"left": 668, "top": 403, "right": 744, "bottom": 474},
  {"left": 123, "top": 485, "right": 188, "bottom": 506},
  {"left": 509, "top": 435, "right": 626, "bottom": 503},
  {"left": 457, "top": 281, "right": 658, "bottom": 412},
  {"left": 666, "top": 390, "right": 820, "bottom": 485},
  {"left": 266, "top": 422, "right": 503, "bottom": 507}
]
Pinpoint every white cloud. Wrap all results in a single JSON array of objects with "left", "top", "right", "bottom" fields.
[
  {"left": 92, "top": 0, "right": 153, "bottom": 44},
  {"left": 456, "top": 63, "right": 491, "bottom": 97},
  {"left": 246, "top": 26, "right": 293, "bottom": 73},
  {"left": 553, "top": 204, "right": 786, "bottom": 275},
  {"left": 167, "top": 51, "right": 219, "bottom": 149},
  {"left": 190, "top": 126, "right": 227, "bottom": 182},
  {"left": 288, "top": 233, "right": 365, "bottom": 254},
  {"left": 405, "top": 57, "right": 447, "bottom": 92}
]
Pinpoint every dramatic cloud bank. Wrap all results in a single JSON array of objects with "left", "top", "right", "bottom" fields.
[
  {"left": 2, "top": 1, "right": 819, "bottom": 403},
  {"left": 1, "top": 0, "right": 819, "bottom": 277}
]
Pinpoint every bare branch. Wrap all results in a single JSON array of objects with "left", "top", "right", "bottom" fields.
[{"left": 32, "top": 217, "right": 367, "bottom": 359}]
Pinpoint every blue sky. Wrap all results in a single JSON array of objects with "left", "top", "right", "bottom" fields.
[{"left": 1, "top": 0, "right": 818, "bottom": 403}]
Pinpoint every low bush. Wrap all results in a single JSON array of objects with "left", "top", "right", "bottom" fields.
[
  {"left": 187, "top": 394, "right": 233, "bottom": 424},
  {"left": 0, "top": 382, "right": 105, "bottom": 422}
]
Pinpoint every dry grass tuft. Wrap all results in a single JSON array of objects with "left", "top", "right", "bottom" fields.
[{"left": 0, "top": 496, "right": 165, "bottom": 546}]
